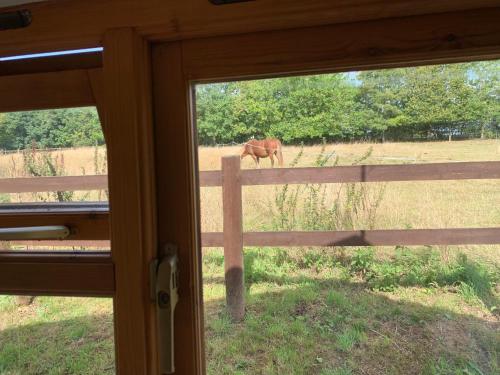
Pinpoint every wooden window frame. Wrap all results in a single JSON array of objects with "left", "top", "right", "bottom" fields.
[
  {"left": 0, "top": 30, "right": 159, "bottom": 374},
  {"left": 0, "top": 2, "right": 499, "bottom": 375},
  {"left": 0, "top": 50, "right": 112, "bottom": 296},
  {"left": 152, "top": 7, "right": 500, "bottom": 375}
]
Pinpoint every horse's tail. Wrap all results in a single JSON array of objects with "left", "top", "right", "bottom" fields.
[{"left": 276, "top": 141, "right": 284, "bottom": 167}]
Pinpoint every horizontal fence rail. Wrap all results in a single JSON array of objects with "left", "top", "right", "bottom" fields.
[
  {"left": 238, "top": 161, "right": 500, "bottom": 185},
  {"left": 0, "top": 175, "right": 108, "bottom": 193},
  {"left": 201, "top": 228, "right": 500, "bottom": 247},
  {"left": 1, "top": 161, "right": 499, "bottom": 193},
  {"left": 8, "top": 227, "right": 500, "bottom": 248},
  {"left": 198, "top": 161, "right": 500, "bottom": 187},
  {"left": 2, "top": 156, "right": 499, "bottom": 319},
  {"left": 0, "top": 161, "right": 499, "bottom": 247}
]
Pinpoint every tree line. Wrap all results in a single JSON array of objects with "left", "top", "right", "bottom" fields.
[
  {"left": 0, "top": 61, "right": 498, "bottom": 150},
  {"left": 0, "top": 107, "right": 103, "bottom": 150},
  {"left": 196, "top": 61, "right": 499, "bottom": 144}
]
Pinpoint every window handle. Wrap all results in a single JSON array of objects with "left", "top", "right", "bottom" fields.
[
  {"left": 150, "top": 244, "right": 179, "bottom": 374},
  {"left": 0, "top": 226, "right": 70, "bottom": 241}
]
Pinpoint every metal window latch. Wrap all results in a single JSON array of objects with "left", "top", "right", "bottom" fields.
[{"left": 150, "top": 244, "right": 179, "bottom": 374}]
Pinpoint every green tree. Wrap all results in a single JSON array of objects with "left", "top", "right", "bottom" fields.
[
  {"left": 0, "top": 107, "right": 104, "bottom": 150},
  {"left": 356, "top": 69, "right": 409, "bottom": 141},
  {"left": 196, "top": 74, "right": 360, "bottom": 144},
  {"left": 465, "top": 61, "right": 500, "bottom": 138},
  {"left": 356, "top": 62, "right": 499, "bottom": 141}
]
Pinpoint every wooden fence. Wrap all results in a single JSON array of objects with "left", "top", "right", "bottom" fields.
[{"left": 1, "top": 156, "right": 500, "bottom": 320}]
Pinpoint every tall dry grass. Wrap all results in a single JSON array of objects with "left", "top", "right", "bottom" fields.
[
  {"left": 1, "top": 140, "right": 499, "bottom": 263},
  {"left": 198, "top": 140, "right": 500, "bottom": 232},
  {"left": 197, "top": 140, "right": 500, "bottom": 266},
  {"left": 0, "top": 146, "right": 108, "bottom": 203}
]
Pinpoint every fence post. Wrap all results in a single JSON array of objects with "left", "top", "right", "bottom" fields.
[{"left": 222, "top": 155, "right": 245, "bottom": 321}]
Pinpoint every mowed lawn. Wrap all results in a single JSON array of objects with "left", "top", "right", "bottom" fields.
[{"left": 1, "top": 140, "right": 499, "bottom": 374}]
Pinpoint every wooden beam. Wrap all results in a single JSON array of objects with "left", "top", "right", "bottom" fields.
[
  {"left": 222, "top": 156, "right": 245, "bottom": 321},
  {"left": 0, "top": 160, "right": 497, "bottom": 193},
  {"left": 200, "top": 228, "right": 500, "bottom": 247},
  {"left": 201, "top": 232, "right": 223, "bottom": 248},
  {"left": 0, "top": 252, "right": 114, "bottom": 296},
  {"left": 1, "top": 1, "right": 499, "bottom": 57},
  {"left": 0, "top": 210, "right": 109, "bottom": 240},
  {"left": 244, "top": 229, "right": 500, "bottom": 246},
  {"left": 199, "top": 170, "right": 222, "bottom": 187},
  {"left": 0, "top": 51, "right": 102, "bottom": 76},
  {"left": 239, "top": 162, "right": 500, "bottom": 186},
  {"left": 153, "top": 42, "right": 205, "bottom": 375},
  {"left": 0, "top": 69, "right": 95, "bottom": 112},
  {"left": 182, "top": 8, "right": 500, "bottom": 81},
  {"left": 87, "top": 68, "right": 108, "bottom": 137},
  {"left": 0, "top": 175, "right": 107, "bottom": 193},
  {"left": 0, "top": 160, "right": 496, "bottom": 192},
  {"left": 103, "top": 28, "right": 158, "bottom": 375}
]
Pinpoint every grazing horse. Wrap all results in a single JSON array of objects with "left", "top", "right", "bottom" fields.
[{"left": 241, "top": 138, "right": 284, "bottom": 167}]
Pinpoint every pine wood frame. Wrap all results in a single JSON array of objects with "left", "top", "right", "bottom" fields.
[
  {"left": 0, "top": 1, "right": 499, "bottom": 374},
  {"left": 151, "top": 7, "right": 500, "bottom": 374}
]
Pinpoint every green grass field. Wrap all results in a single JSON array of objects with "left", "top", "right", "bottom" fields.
[{"left": 1, "top": 140, "right": 499, "bottom": 374}]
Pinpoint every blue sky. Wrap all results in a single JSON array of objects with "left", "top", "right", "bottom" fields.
[{"left": 0, "top": 47, "right": 103, "bottom": 61}]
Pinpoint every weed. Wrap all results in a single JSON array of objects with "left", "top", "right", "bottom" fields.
[
  {"left": 210, "top": 312, "right": 232, "bottom": 335},
  {"left": 458, "top": 282, "right": 483, "bottom": 306},
  {"left": 335, "top": 326, "right": 366, "bottom": 352},
  {"left": 271, "top": 146, "right": 303, "bottom": 231},
  {"left": 301, "top": 250, "right": 336, "bottom": 270},
  {"left": 21, "top": 144, "right": 74, "bottom": 202},
  {"left": 320, "top": 365, "right": 353, "bottom": 375},
  {"left": 326, "top": 291, "right": 350, "bottom": 310},
  {"left": 269, "top": 144, "right": 387, "bottom": 232},
  {"left": 347, "top": 247, "right": 499, "bottom": 308},
  {"left": 423, "top": 357, "right": 486, "bottom": 375},
  {"left": 350, "top": 248, "right": 375, "bottom": 276},
  {"left": 92, "top": 144, "right": 108, "bottom": 201}
]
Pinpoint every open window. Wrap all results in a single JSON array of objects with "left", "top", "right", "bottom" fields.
[
  {"left": 0, "top": 49, "right": 115, "bottom": 373},
  {"left": 1, "top": 2, "right": 499, "bottom": 374},
  {"left": 152, "top": 12, "right": 500, "bottom": 372},
  {"left": 189, "top": 62, "right": 500, "bottom": 374}
]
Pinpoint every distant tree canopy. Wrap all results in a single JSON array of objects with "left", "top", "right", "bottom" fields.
[
  {"left": 196, "top": 61, "right": 499, "bottom": 145},
  {"left": 0, "top": 62, "right": 498, "bottom": 150},
  {"left": 0, "top": 107, "right": 103, "bottom": 150}
]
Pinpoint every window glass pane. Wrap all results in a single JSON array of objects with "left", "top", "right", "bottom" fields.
[
  {"left": 194, "top": 60, "right": 499, "bottom": 374},
  {"left": 0, "top": 107, "right": 109, "bottom": 251},
  {"left": 0, "top": 107, "right": 108, "bottom": 205},
  {"left": 0, "top": 296, "right": 114, "bottom": 374}
]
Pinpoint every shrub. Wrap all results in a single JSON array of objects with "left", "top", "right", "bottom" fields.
[
  {"left": 349, "top": 247, "right": 499, "bottom": 307},
  {"left": 350, "top": 248, "right": 374, "bottom": 276},
  {"left": 270, "top": 143, "right": 386, "bottom": 232},
  {"left": 21, "top": 144, "right": 74, "bottom": 202},
  {"left": 335, "top": 326, "right": 366, "bottom": 352}
]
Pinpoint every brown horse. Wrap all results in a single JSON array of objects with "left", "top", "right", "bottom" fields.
[{"left": 240, "top": 138, "right": 284, "bottom": 167}]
